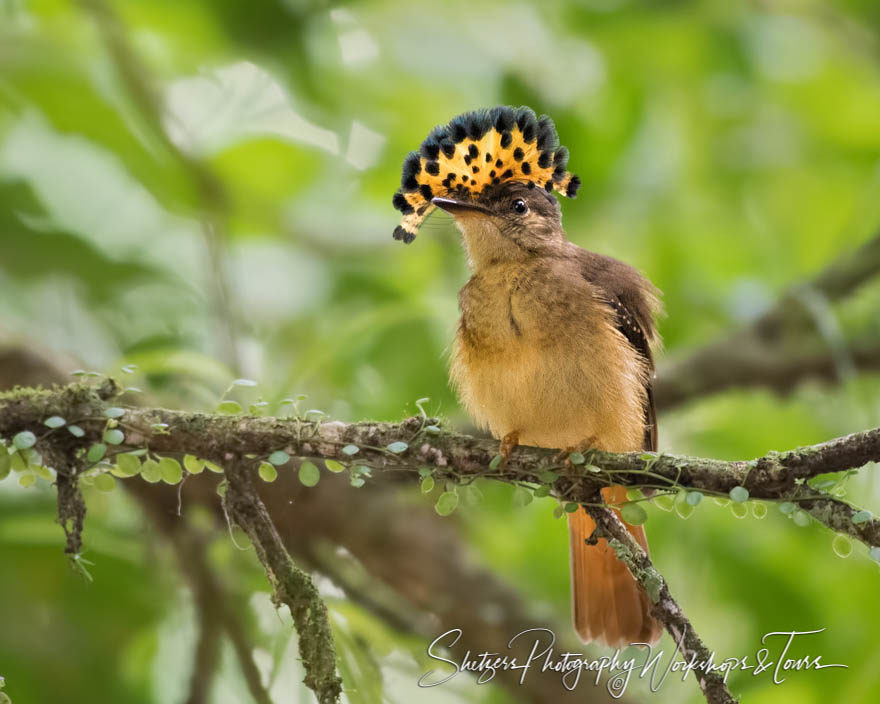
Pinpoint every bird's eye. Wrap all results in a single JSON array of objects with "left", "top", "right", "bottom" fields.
[{"left": 512, "top": 199, "right": 528, "bottom": 215}]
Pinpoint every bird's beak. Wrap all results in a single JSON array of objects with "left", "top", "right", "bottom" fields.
[{"left": 431, "top": 197, "right": 489, "bottom": 217}]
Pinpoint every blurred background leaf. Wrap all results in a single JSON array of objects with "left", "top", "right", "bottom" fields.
[{"left": 1, "top": 1, "right": 880, "bottom": 703}]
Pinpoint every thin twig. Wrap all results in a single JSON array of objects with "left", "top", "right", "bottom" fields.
[
  {"left": 223, "top": 460, "right": 342, "bottom": 704},
  {"left": 584, "top": 505, "right": 738, "bottom": 704},
  {"left": 185, "top": 588, "right": 222, "bottom": 704},
  {"left": 135, "top": 492, "right": 273, "bottom": 704},
  {"left": 220, "top": 600, "right": 273, "bottom": 704},
  {"left": 302, "top": 542, "right": 438, "bottom": 638}
]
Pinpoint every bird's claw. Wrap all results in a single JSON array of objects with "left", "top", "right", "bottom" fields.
[
  {"left": 554, "top": 436, "right": 599, "bottom": 467},
  {"left": 498, "top": 430, "right": 520, "bottom": 467}
]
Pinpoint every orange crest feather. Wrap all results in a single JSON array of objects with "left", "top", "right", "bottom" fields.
[{"left": 392, "top": 106, "right": 580, "bottom": 242}]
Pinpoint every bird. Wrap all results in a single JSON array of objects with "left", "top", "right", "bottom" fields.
[{"left": 391, "top": 106, "right": 664, "bottom": 647}]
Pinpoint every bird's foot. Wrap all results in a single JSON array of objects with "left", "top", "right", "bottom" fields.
[
  {"left": 553, "top": 436, "right": 599, "bottom": 467},
  {"left": 498, "top": 431, "right": 520, "bottom": 467}
]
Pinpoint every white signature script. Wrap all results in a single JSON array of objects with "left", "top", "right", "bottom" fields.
[{"left": 418, "top": 627, "right": 847, "bottom": 696}]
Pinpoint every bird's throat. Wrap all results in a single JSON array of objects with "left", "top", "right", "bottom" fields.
[{"left": 455, "top": 218, "right": 530, "bottom": 272}]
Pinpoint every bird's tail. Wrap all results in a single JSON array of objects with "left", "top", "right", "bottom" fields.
[{"left": 569, "top": 485, "right": 663, "bottom": 646}]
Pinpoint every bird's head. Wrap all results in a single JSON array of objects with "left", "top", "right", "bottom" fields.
[
  {"left": 391, "top": 106, "right": 580, "bottom": 269},
  {"left": 431, "top": 180, "right": 565, "bottom": 268}
]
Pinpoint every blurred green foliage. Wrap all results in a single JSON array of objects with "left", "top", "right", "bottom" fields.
[{"left": 2, "top": 0, "right": 880, "bottom": 702}]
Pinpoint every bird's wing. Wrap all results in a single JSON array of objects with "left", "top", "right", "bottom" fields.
[{"left": 604, "top": 295, "right": 658, "bottom": 452}]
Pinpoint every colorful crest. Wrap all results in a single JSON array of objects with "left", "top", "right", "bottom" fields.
[{"left": 391, "top": 106, "right": 581, "bottom": 243}]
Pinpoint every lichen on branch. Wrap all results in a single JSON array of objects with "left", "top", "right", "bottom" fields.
[
  {"left": 2, "top": 380, "right": 880, "bottom": 704},
  {"left": 1, "top": 380, "right": 879, "bottom": 553}
]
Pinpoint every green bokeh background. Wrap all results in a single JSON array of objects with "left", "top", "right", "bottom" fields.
[{"left": 1, "top": 1, "right": 880, "bottom": 702}]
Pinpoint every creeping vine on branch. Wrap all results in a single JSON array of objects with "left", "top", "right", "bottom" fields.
[{"left": 2, "top": 379, "right": 880, "bottom": 704}]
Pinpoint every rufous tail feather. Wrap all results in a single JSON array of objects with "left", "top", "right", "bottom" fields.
[{"left": 569, "top": 485, "right": 663, "bottom": 646}]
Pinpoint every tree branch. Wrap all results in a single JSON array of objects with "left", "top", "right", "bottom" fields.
[
  {"left": 182, "top": 560, "right": 223, "bottom": 704},
  {"left": 140, "top": 495, "right": 272, "bottom": 704},
  {"left": 136, "top": 468, "right": 634, "bottom": 704},
  {"left": 655, "top": 335, "right": 880, "bottom": 411},
  {"left": 1, "top": 381, "right": 878, "bottom": 548},
  {"left": 3, "top": 380, "right": 879, "bottom": 704},
  {"left": 223, "top": 460, "right": 343, "bottom": 704},
  {"left": 0, "top": 380, "right": 343, "bottom": 703},
  {"left": 584, "top": 506, "right": 737, "bottom": 704},
  {"left": 656, "top": 227, "right": 880, "bottom": 410},
  {"left": 0, "top": 356, "right": 627, "bottom": 704}
]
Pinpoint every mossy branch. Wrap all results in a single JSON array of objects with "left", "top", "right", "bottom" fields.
[
  {"left": 223, "top": 460, "right": 342, "bottom": 704},
  {"left": 585, "top": 506, "right": 738, "bottom": 704},
  {"left": 1, "top": 380, "right": 879, "bottom": 552},
  {"left": 3, "top": 380, "right": 880, "bottom": 704}
]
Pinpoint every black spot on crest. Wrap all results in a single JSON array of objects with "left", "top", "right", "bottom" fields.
[
  {"left": 553, "top": 147, "right": 569, "bottom": 165},
  {"left": 485, "top": 153, "right": 492, "bottom": 163},
  {"left": 500, "top": 131, "right": 512, "bottom": 148},
  {"left": 536, "top": 116, "right": 558, "bottom": 152},
  {"left": 538, "top": 151, "right": 552, "bottom": 169},
  {"left": 420, "top": 140, "right": 440, "bottom": 161},
  {"left": 392, "top": 191, "right": 414, "bottom": 214},
  {"left": 468, "top": 144, "right": 479, "bottom": 159},
  {"left": 419, "top": 184, "right": 434, "bottom": 200},
  {"left": 465, "top": 116, "right": 482, "bottom": 140},
  {"left": 544, "top": 180, "right": 553, "bottom": 191},
  {"left": 501, "top": 169, "right": 513, "bottom": 179},
  {"left": 420, "top": 125, "right": 447, "bottom": 160},
  {"left": 401, "top": 152, "right": 421, "bottom": 191},
  {"left": 536, "top": 123, "right": 550, "bottom": 150},
  {"left": 566, "top": 175, "right": 581, "bottom": 198},
  {"left": 425, "top": 161, "right": 440, "bottom": 176},
  {"left": 515, "top": 106, "right": 535, "bottom": 132},
  {"left": 471, "top": 165, "right": 479, "bottom": 173},
  {"left": 393, "top": 225, "right": 415, "bottom": 244},
  {"left": 521, "top": 163, "right": 531, "bottom": 175},
  {"left": 464, "top": 154, "right": 472, "bottom": 165},
  {"left": 513, "top": 147, "right": 524, "bottom": 161},
  {"left": 493, "top": 106, "right": 515, "bottom": 132}
]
